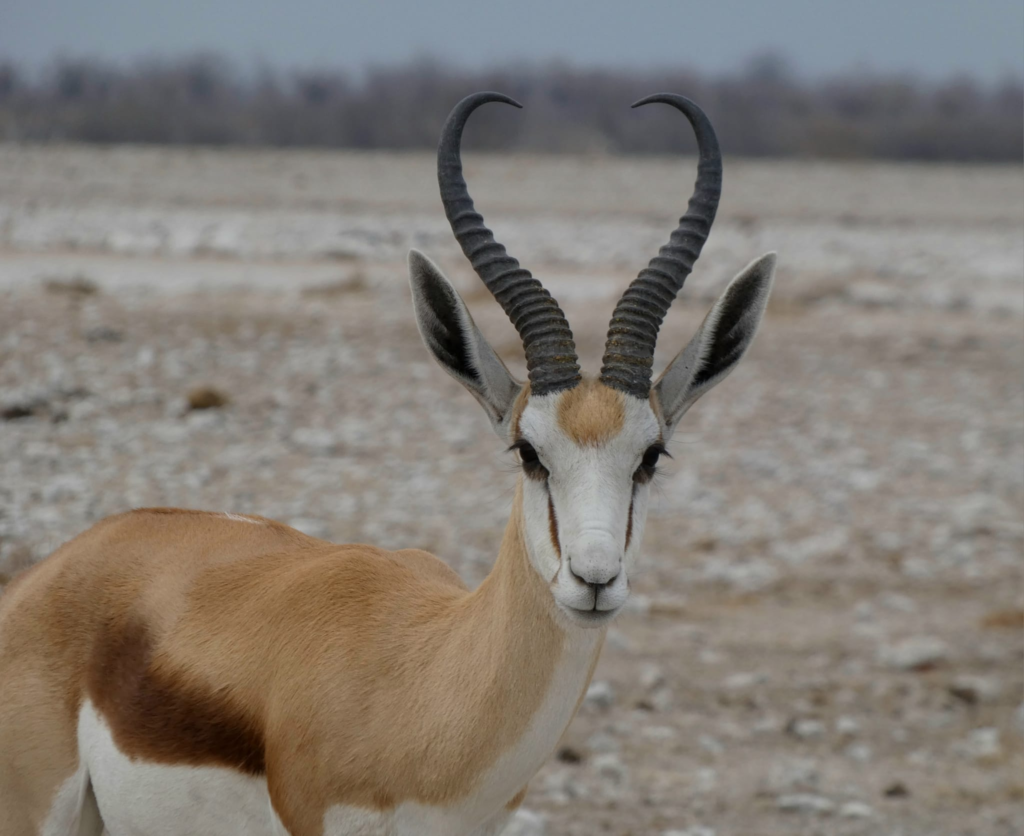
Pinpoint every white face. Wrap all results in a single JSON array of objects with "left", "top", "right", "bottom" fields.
[
  {"left": 513, "top": 385, "right": 663, "bottom": 628},
  {"left": 408, "top": 248, "right": 776, "bottom": 630}
]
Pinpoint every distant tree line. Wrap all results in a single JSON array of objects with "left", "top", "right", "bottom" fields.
[{"left": 0, "top": 55, "right": 1020, "bottom": 160}]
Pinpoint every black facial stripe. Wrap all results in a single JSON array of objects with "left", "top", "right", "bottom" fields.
[{"left": 547, "top": 493, "right": 561, "bottom": 556}]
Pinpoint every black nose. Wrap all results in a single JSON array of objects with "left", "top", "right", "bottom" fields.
[{"left": 568, "top": 560, "right": 620, "bottom": 589}]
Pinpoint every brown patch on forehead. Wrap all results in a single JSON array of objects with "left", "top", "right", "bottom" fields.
[{"left": 556, "top": 378, "right": 626, "bottom": 446}]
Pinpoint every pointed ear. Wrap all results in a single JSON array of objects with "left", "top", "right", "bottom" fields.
[
  {"left": 654, "top": 253, "right": 776, "bottom": 434},
  {"left": 408, "top": 249, "right": 522, "bottom": 435}
]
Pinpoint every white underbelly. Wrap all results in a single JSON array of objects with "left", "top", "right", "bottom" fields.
[
  {"left": 77, "top": 700, "right": 284, "bottom": 836},
  {"left": 73, "top": 701, "right": 514, "bottom": 836}
]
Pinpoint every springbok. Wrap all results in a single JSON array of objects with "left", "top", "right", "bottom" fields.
[{"left": 0, "top": 92, "right": 776, "bottom": 836}]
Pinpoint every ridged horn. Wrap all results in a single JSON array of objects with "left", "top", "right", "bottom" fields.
[
  {"left": 438, "top": 92, "right": 580, "bottom": 396},
  {"left": 600, "top": 94, "right": 722, "bottom": 398}
]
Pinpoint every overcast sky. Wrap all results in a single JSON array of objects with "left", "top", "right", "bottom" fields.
[{"left": 3, "top": 0, "right": 1022, "bottom": 81}]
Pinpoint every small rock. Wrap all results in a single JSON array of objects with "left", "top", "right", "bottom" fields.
[
  {"left": 843, "top": 743, "right": 873, "bottom": 763},
  {"left": 777, "top": 794, "right": 836, "bottom": 815},
  {"left": 664, "top": 828, "right": 715, "bottom": 836},
  {"left": 586, "top": 731, "right": 619, "bottom": 753},
  {"left": 556, "top": 745, "right": 584, "bottom": 765},
  {"left": 585, "top": 681, "right": 615, "bottom": 710},
  {"left": 765, "top": 757, "right": 819, "bottom": 792},
  {"left": 956, "top": 727, "right": 1002, "bottom": 762},
  {"left": 838, "top": 801, "right": 874, "bottom": 819},
  {"left": 642, "top": 725, "right": 677, "bottom": 741},
  {"left": 883, "top": 781, "right": 910, "bottom": 798},
  {"left": 787, "top": 718, "right": 826, "bottom": 739},
  {"left": 722, "top": 671, "right": 767, "bottom": 691},
  {"left": 836, "top": 716, "right": 861, "bottom": 737},
  {"left": 639, "top": 663, "right": 666, "bottom": 692},
  {"left": 592, "top": 752, "right": 628, "bottom": 785},
  {"left": 1015, "top": 702, "right": 1024, "bottom": 737},
  {"left": 948, "top": 675, "right": 1002, "bottom": 705},
  {"left": 638, "top": 685, "right": 675, "bottom": 713},
  {"left": 187, "top": 386, "right": 229, "bottom": 411},
  {"left": 541, "top": 769, "right": 581, "bottom": 804},
  {"left": 85, "top": 325, "right": 125, "bottom": 343},
  {"left": 290, "top": 427, "right": 339, "bottom": 455},
  {"left": 878, "top": 592, "right": 916, "bottom": 613},
  {"left": 42, "top": 274, "right": 99, "bottom": 296},
  {"left": 698, "top": 735, "right": 724, "bottom": 755},
  {"left": 878, "top": 636, "right": 948, "bottom": 671},
  {"left": 504, "top": 808, "right": 546, "bottom": 836}
]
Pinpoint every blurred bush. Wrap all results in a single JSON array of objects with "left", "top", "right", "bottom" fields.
[{"left": 0, "top": 53, "right": 1020, "bottom": 160}]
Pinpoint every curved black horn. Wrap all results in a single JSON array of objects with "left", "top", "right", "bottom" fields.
[
  {"left": 438, "top": 92, "right": 580, "bottom": 396},
  {"left": 600, "top": 94, "right": 722, "bottom": 398}
]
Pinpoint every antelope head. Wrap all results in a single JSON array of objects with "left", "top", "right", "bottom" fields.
[{"left": 409, "top": 92, "right": 776, "bottom": 628}]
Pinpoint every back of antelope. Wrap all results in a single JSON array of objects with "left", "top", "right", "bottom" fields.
[{"left": 0, "top": 93, "right": 776, "bottom": 836}]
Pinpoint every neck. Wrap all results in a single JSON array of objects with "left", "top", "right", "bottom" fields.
[{"left": 414, "top": 480, "right": 605, "bottom": 810}]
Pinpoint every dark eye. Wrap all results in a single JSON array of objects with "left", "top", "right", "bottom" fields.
[
  {"left": 512, "top": 441, "right": 549, "bottom": 480},
  {"left": 634, "top": 444, "right": 667, "bottom": 484}
]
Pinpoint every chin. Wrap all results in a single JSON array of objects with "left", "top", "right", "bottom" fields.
[{"left": 555, "top": 601, "right": 623, "bottom": 629}]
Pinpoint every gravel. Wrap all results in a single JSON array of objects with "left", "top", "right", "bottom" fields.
[{"left": 1, "top": 148, "right": 1021, "bottom": 836}]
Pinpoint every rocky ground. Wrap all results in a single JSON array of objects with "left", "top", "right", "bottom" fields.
[{"left": 1, "top": 146, "right": 1022, "bottom": 836}]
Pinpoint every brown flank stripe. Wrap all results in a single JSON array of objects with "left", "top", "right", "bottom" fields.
[{"left": 86, "top": 616, "right": 266, "bottom": 775}]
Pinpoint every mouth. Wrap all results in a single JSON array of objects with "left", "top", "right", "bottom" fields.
[{"left": 556, "top": 601, "right": 621, "bottom": 627}]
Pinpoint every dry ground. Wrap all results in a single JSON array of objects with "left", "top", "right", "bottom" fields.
[{"left": 1, "top": 146, "right": 1022, "bottom": 836}]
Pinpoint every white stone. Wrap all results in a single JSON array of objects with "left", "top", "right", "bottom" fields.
[
  {"left": 592, "top": 753, "right": 628, "bottom": 785},
  {"left": 956, "top": 727, "right": 1002, "bottom": 762},
  {"left": 639, "top": 663, "right": 666, "bottom": 692},
  {"left": 584, "top": 681, "right": 615, "bottom": 710},
  {"left": 504, "top": 808, "right": 546, "bottom": 836},
  {"left": 777, "top": 794, "right": 836, "bottom": 815},
  {"left": 290, "top": 427, "right": 339, "bottom": 455},
  {"left": 698, "top": 735, "right": 724, "bottom": 755},
  {"left": 722, "top": 671, "right": 767, "bottom": 690},
  {"left": 791, "top": 718, "right": 826, "bottom": 739},
  {"left": 878, "top": 636, "right": 948, "bottom": 670},
  {"left": 838, "top": 801, "right": 875, "bottom": 819},
  {"left": 843, "top": 743, "right": 873, "bottom": 762}
]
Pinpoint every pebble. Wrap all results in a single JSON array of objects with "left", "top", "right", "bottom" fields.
[
  {"left": 835, "top": 716, "right": 861, "bottom": 737},
  {"left": 584, "top": 681, "right": 615, "bottom": 710},
  {"left": 722, "top": 671, "right": 768, "bottom": 691},
  {"left": 844, "top": 743, "right": 874, "bottom": 763},
  {"left": 838, "top": 801, "right": 875, "bottom": 819},
  {"left": 592, "top": 753, "right": 628, "bottom": 785},
  {"left": 789, "top": 718, "right": 826, "bottom": 739},
  {"left": 765, "top": 757, "right": 820, "bottom": 792},
  {"left": 698, "top": 735, "right": 724, "bottom": 755},
  {"left": 504, "top": 808, "right": 546, "bottom": 836},
  {"left": 878, "top": 636, "right": 948, "bottom": 671},
  {"left": 948, "top": 674, "right": 1002, "bottom": 705},
  {"left": 639, "top": 663, "right": 666, "bottom": 692},
  {"left": 664, "top": 829, "right": 715, "bottom": 836},
  {"left": 955, "top": 727, "right": 1002, "bottom": 762},
  {"left": 290, "top": 427, "right": 339, "bottom": 455},
  {"left": 777, "top": 793, "right": 836, "bottom": 815},
  {"left": 542, "top": 769, "right": 581, "bottom": 804}
]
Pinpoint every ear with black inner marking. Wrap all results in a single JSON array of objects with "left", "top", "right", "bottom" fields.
[
  {"left": 408, "top": 249, "right": 522, "bottom": 434},
  {"left": 654, "top": 252, "right": 776, "bottom": 435}
]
